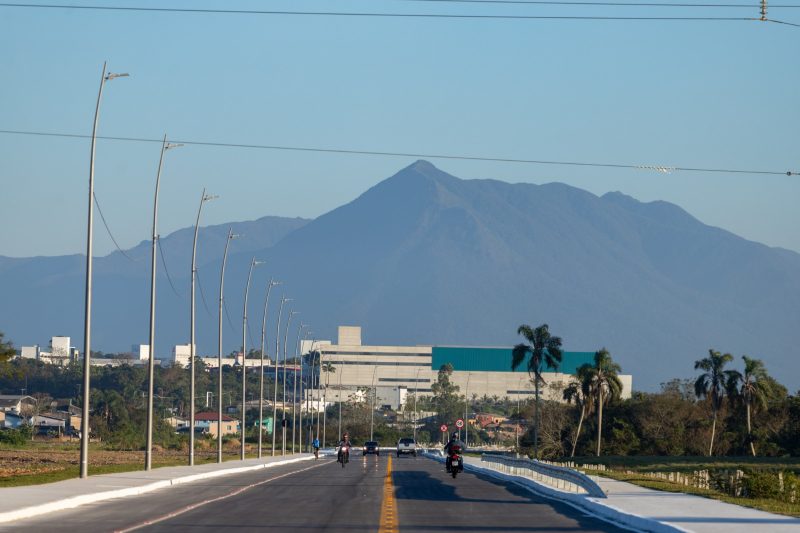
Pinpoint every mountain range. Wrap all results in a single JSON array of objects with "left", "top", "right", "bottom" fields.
[{"left": 2, "top": 160, "right": 798, "bottom": 391}]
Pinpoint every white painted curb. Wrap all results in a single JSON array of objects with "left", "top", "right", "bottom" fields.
[
  {"left": 423, "top": 452, "right": 688, "bottom": 533},
  {"left": 0, "top": 455, "right": 313, "bottom": 524}
]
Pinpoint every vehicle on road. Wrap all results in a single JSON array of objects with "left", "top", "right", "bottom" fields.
[
  {"left": 446, "top": 442, "right": 464, "bottom": 478},
  {"left": 396, "top": 437, "right": 417, "bottom": 457},
  {"left": 363, "top": 441, "right": 380, "bottom": 456},
  {"left": 338, "top": 443, "right": 351, "bottom": 467}
]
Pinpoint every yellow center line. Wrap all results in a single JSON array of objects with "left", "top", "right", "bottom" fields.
[{"left": 378, "top": 455, "right": 398, "bottom": 533}]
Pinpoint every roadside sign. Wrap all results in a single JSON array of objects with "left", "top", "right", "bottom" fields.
[
  {"left": 440, "top": 424, "right": 448, "bottom": 432},
  {"left": 455, "top": 418, "right": 464, "bottom": 428}
]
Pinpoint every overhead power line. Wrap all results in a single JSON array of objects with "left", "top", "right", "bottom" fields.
[
  {"left": 92, "top": 192, "right": 138, "bottom": 262},
  {"left": 396, "top": 0, "right": 800, "bottom": 7},
  {"left": 0, "top": 3, "right": 766, "bottom": 21},
  {"left": 1, "top": 128, "right": 795, "bottom": 176}
]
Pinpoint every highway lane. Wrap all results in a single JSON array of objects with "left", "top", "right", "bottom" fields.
[{"left": 5, "top": 454, "right": 628, "bottom": 532}]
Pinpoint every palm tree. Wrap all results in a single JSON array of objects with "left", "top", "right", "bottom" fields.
[
  {"left": 511, "top": 324, "right": 563, "bottom": 459},
  {"left": 563, "top": 364, "right": 593, "bottom": 458},
  {"left": 725, "top": 355, "right": 773, "bottom": 457},
  {"left": 582, "top": 348, "right": 622, "bottom": 457},
  {"left": 694, "top": 349, "right": 733, "bottom": 456}
]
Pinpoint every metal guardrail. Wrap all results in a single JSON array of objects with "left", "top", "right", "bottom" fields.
[{"left": 481, "top": 454, "right": 607, "bottom": 498}]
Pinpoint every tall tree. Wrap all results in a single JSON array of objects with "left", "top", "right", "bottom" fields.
[
  {"left": 726, "top": 355, "right": 773, "bottom": 456},
  {"left": 694, "top": 349, "right": 733, "bottom": 456},
  {"left": 0, "top": 332, "right": 16, "bottom": 363},
  {"left": 582, "top": 348, "right": 623, "bottom": 456},
  {"left": 511, "top": 324, "right": 563, "bottom": 459},
  {"left": 431, "top": 363, "right": 461, "bottom": 430},
  {"left": 563, "top": 364, "right": 593, "bottom": 457}
]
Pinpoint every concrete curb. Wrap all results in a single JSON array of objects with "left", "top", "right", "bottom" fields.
[
  {"left": 422, "top": 452, "right": 687, "bottom": 533},
  {"left": 0, "top": 455, "right": 313, "bottom": 524}
]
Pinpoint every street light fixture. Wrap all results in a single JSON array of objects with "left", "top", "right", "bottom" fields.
[
  {"left": 258, "top": 278, "right": 280, "bottom": 458},
  {"left": 240, "top": 257, "right": 263, "bottom": 460},
  {"left": 271, "top": 296, "right": 292, "bottom": 456},
  {"left": 81, "top": 62, "right": 127, "bottom": 479},
  {"left": 145, "top": 136, "right": 182, "bottom": 472},
  {"left": 216, "top": 228, "right": 239, "bottom": 463}
]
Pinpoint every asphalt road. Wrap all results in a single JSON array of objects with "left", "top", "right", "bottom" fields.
[{"left": 5, "top": 455, "right": 628, "bottom": 532}]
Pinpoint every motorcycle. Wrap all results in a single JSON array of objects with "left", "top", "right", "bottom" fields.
[
  {"left": 446, "top": 444, "right": 464, "bottom": 479},
  {"left": 337, "top": 444, "right": 350, "bottom": 468}
]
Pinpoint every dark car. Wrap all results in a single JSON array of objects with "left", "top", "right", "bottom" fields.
[{"left": 363, "top": 441, "right": 380, "bottom": 455}]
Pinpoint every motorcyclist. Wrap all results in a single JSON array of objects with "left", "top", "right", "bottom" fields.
[
  {"left": 337, "top": 433, "right": 352, "bottom": 463},
  {"left": 444, "top": 431, "right": 465, "bottom": 472}
]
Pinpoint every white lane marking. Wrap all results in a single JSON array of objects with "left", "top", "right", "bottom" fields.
[{"left": 115, "top": 460, "right": 330, "bottom": 532}]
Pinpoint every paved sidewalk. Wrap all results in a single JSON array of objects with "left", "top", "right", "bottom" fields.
[
  {"left": 463, "top": 455, "right": 800, "bottom": 533},
  {"left": 0, "top": 453, "right": 313, "bottom": 524}
]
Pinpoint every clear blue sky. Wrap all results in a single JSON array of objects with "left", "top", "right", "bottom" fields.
[{"left": 2, "top": 0, "right": 798, "bottom": 257}]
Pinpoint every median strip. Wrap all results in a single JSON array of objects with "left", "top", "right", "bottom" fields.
[{"left": 379, "top": 455, "right": 398, "bottom": 533}]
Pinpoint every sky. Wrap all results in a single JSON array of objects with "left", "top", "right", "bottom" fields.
[{"left": 1, "top": 0, "right": 798, "bottom": 258}]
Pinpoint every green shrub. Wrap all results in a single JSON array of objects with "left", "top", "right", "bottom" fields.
[
  {"left": 744, "top": 471, "right": 781, "bottom": 499},
  {"left": 0, "top": 425, "right": 31, "bottom": 446}
]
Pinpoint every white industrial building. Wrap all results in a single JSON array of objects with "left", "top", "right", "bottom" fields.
[
  {"left": 304, "top": 326, "right": 633, "bottom": 410},
  {"left": 20, "top": 336, "right": 79, "bottom": 366}
]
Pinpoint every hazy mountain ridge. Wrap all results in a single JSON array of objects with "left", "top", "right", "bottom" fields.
[{"left": 2, "top": 161, "right": 797, "bottom": 390}]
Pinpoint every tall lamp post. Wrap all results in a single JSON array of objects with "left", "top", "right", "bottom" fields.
[
  {"left": 258, "top": 278, "right": 280, "bottom": 458},
  {"left": 240, "top": 257, "right": 263, "bottom": 460},
  {"left": 369, "top": 364, "right": 378, "bottom": 441},
  {"left": 145, "top": 135, "right": 182, "bottom": 471},
  {"left": 292, "top": 323, "right": 309, "bottom": 452},
  {"left": 282, "top": 310, "right": 299, "bottom": 454},
  {"left": 81, "top": 62, "right": 127, "bottom": 479},
  {"left": 463, "top": 372, "right": 471, "bottom": 447},
  {"left": 413, "top": 367, "right": 423, "bottom": 443},
  {"left": 189, "top": 189, "right": 216, "bottom": 465},
  {"left": 271, "top": 296, "right": 291, "bottom": 455},
  {"left": 216, "top": 228, "right": 238, "bottom": 463}
]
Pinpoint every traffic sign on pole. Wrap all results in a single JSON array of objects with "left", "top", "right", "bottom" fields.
[
  {"left": 455, "top": 418, "right": 464, "bottom": 428},
  {"left": 440, "top": 424, "right": 448, "bottom": 432}
]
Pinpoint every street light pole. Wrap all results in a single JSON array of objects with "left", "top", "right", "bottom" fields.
[
  {"left": 292, "top": 323, "right": 308, "bottom": 453},
  {"left": 337, "top": 367, "right": 342, "bottom": 443},
  {"left": 217, "top": 228, "right": 238, "bottom": 463},
  {"left": 272, "top": 296, "right": 291, "bottom": 456},
  {"left": 81, "top": 62, "right": 127, "bottom": 479},
  {"left": 463, "top": 372, "right": 471, "bottom": 448},
  {"left": 240, "top": 257, "right": 262, "bottom": 460},
  {"left": 282, "top": 310, "right": 298, "bottom": 454},
  {"left": 190, "top": 189, "right": 215, "bottom": 465},
  {"left": 258, "top": 279, "right": 280, "bottom": 458},
  {"left": 370, "top": 365, "right": 377, "bottom": 441},
  {"left": 413, "top": 367, "right": 423, "bottom": 443},
  {"left": 145, "top": 135, "right": 182, "bottom": 471}
]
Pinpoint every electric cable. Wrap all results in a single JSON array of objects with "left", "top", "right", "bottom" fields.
[
  {"left": 3, "top": 129, "right": 795, "bottom": 176},
  {"left": 92, "top": 191, "right": 138, "bottom": 262}
]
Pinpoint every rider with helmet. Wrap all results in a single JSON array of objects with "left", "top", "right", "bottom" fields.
[
  {"left": 444, "top": 431, "right": 465, "bottom": 472},
  {"left": 337, "top": 432, "right": 352, "bottom": 464}
]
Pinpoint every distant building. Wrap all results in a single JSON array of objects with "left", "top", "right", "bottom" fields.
[
  {"left": 309, "top": 326, "right": 633, "bottom": 410},
  {"left": 20, "top": 336, "right": 79, "bottom": 366},
  {"left": 158, "top": 344, "right": 195, "bottom": 368},
  {"left": 0, "top": 395, "right": 36, "bottom": 415},
  {"left": 132, "top": 344, "right": 150, "bottom": 361},
  {"left": 194, "top": 412, "right": 239, "bottom": 438}
]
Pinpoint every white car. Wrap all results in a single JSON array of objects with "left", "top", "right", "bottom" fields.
[{"left": 396, "top": 437, "right": 417, "bottom": 457}]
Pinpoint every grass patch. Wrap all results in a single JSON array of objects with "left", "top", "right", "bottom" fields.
[{"left": 591, "top": 466, "right": 800, "bottom": 518}]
